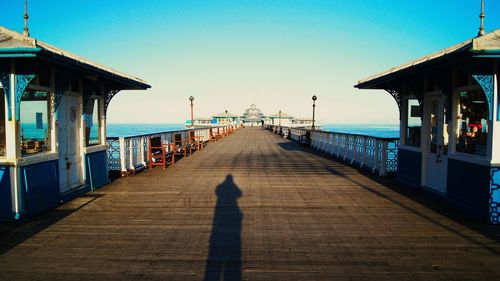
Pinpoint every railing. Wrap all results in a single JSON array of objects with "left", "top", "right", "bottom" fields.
[
  {"left": 106, "top": 126, "right": 232, "bottom": 176},
  {"left": 266, "top": 125, "right": 399, "bottom": 176}
]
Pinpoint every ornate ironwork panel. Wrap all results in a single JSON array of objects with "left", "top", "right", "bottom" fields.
[
  {"left": 386, "top": 140, "right": 399, "bottom": 173},
  {"left": 15, "top": 74, "right": 36, "bottom": 120},
  {"left": 104, "top": 89, "right": 120, "bottom": 116},
  {"left": 385, "top": 89, "right": 402, "bottom": 119},
  {"left": 106, "top": 138, "right": 121, "bottom": 171},
  {"left": 472, "top": 75, "right": 494, "bottom": 121},
  {"left": 490, "top": 168, "right": 500, "bottom": 224}
]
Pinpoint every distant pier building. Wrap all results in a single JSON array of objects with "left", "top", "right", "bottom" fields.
[
  {"left": 356, "top": 29, "right": 500, "bottom": 223},
  {"left": 0, "top": 26, "right": 150, "bottom": 220},
  {"left": 241, "top": 104, "right": 265, "bottom": 127}
]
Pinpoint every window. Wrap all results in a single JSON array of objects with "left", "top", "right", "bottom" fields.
[
  {"left": 0, "top": 87, "right": 5, "bottom": 157},
  {"left": 85, "top": 98, "right": 100, "bottom": 146},
  {"left": 456, "top": 89, "right": 489, "bottom": 156},
  {"left": 20, "top": 89, "right": 51, "bottom": 155},
  {"left": 405, "top": 97, "right": 422, "bottom": 147}
]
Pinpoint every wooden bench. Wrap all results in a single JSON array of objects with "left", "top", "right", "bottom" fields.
[{"left": 148, "top": 136, "right": 175, "bottom": 170}]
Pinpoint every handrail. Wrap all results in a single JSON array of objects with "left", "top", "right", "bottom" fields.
[
  {"left": 265, "top": 124, "right": 399, "bottom": 176},
  {"left": 106, "top": 125, "right": 235, "bottom": 176}
]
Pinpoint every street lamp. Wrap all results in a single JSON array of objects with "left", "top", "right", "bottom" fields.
[
  {"left": 225, "top": 110, "right": 228, "bottom": 125},
  {"left": 279, "top": 110, "right": 282, "bottom": 126},
  {"left": 189, "top": 96, "right": 194, "bottom": 128},
  {"left": 312, "top": 95, "right": 317, "bottom": 130}
]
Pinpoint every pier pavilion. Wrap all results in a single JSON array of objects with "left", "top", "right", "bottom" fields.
[
  {"left": 0, "top": 26, "right": 150, "bottom": 221},
  {"left": 356, "top": 29, "right": 500, "bottom": 223},
  {"left": 241, "top": 104, "right": 265, "bottom": 126}
]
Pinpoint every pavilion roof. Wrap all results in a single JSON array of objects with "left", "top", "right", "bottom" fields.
[
  {"left": 355, "top": 29, "right": 500, "bottom": 89},
  {"left": 0, "top": 26, "right": 150, "bottom": 89}
]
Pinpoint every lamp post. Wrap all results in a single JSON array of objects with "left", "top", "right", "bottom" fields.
[
  {"left": 225, "top": 110, "right": 228, "bottom": 125},
  {"left": 279, "top": 110, "right": 282, "bottom": 126},
  {"left": 189, "top": 96, "right": 194, "bottom": 128},
  {"left": 312, "top": 95, "right": 317, "bottom": 130}
]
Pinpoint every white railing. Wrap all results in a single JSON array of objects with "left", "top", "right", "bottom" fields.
[
  {"left": 266, "top": 125, "right": 399, "bottom": 176},
  {"left": 106, "top": 126, "right": 232, "bottom": 176}
]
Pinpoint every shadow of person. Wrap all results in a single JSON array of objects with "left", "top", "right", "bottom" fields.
[{"left": 203, "top": 175, "right": 243, "bottom": 281}]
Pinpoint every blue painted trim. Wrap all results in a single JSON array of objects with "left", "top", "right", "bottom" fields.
[
  {"left": 23, "top": 169, "right": 29, "bottom": 193},
  {"left": 87, "top": 157, "right": 94, "bottom": 190},
  {"left": 0, "top": 47, "right": 42, "bottom": 53},
  {"left": 472, "top": 75, "right": 494, "bottom": 121},
  {"left": 0, "top": 53, "right": 36, "bottom": 58},
  {"left": 15, "top": 74, "right": 36, "bottom": 121}
]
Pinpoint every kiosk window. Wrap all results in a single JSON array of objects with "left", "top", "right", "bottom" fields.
[
  {"left": 456, "top": 89, "right": 488, "bottom": 156},
  {"left": 85, "top": 98, "right": 100, "bottom": 146},
  {"left": 20, "top": 90, "right": 51, "bottom": 155},
  {"left": 405, "top": 98, "right": 421, "bottom": 147}
]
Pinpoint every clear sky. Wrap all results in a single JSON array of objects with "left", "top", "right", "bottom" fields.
[{"left": 3, "top": 1, "right": 500, "bottom": 124}]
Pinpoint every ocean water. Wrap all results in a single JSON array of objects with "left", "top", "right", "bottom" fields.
[
  {"left": 107, "top": 124, "right": 187, "bottom": 137},
  {"left": 321, "top": 124, "right": 399, "bottom": 139},
  {"left": 106, "top": 123, "right": 400, "bottom": 139}
]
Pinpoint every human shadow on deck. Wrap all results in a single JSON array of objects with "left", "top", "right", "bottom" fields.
[{"left": 204, "top": 175, "right": 243, "bottom": 281}]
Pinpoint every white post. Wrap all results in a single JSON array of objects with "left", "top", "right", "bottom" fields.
[
  {"left": 119, "top": 137, "right": 127, "bottom": 175},
  {"left": 373, "top": 140, "right": 380, "bottom": 174},
  {"left": 490, "top": 74, "right": 500, "bottom": 164},
  {"left": 140, "top": 137, "right": 146, "bottom": 167},
  {"left": 380, "top": 141, "right": 388, "bottom": 176}
]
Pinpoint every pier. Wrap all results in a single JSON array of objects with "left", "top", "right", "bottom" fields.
[{"left": 1, "top": 127, "right": 500, "bottom": 280}]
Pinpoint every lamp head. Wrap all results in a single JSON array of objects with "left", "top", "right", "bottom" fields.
[
  {"left": 189, "top": 96, "right": 194, "bottom": 102},
  {"left": 312, "top": 95, "right": 317, "bottom": 101}
]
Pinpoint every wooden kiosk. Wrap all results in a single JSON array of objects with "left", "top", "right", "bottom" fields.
[
  {"left": 0, "top": 26, "right": 150, "bottom": 220},
  {"left": 356, "top": 29, "right": 499, "bottom": 223}
]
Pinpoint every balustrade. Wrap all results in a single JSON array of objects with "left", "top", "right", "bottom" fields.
[
  {"left": 265, "top": 125, "right": 399, "bottom": 176},
  {"left": 106, "top": 126, "right": 227, "bottom": 176}
]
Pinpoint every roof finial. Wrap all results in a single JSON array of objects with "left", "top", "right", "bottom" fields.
[
  {"left": 478, "top": 0, "right": 485, "bottom": 37},
  {"left": 23, "top": 0, "right": 30, "bottom": 37}
]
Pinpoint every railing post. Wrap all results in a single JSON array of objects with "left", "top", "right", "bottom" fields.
[
  {"left": 379, "top": 141, "right": 388, "bottom": 176},
  {"left": 140, "top": 137, "right": 146, "bottom": 167},
  {"left": 351, "top": 136, "right": 357, "bottom": 164},
  {"left": 361, "top": 137, "right": 367, "bottom": 168},
  {"left": 128, "top": 138, "right": 134, "bottom": 172},
  {"left": 373, "top": 139, "right": 379, "bottom": 174},
  {"left": 119, "top": 137, "right": 127, "bottom": 176}
]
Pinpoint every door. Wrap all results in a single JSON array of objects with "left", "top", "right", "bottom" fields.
[
  {"left": 424, "top": 94, "right": 448, "bottom": 193},
  {"left": 58, "top": 95, "right": 83, "bottom": 193}
]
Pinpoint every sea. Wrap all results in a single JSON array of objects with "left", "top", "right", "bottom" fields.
[
  {"left": 20, "top": 123, "right": 400, "bottom": 139},
  {"left": 106, "top": 123, "right": 400, "bottom": 138}
]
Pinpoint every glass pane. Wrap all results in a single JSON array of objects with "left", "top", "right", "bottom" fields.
[
  {"left": 405, "top": 98, "right": 421, "bottom": 147},
  {"left": 20, "top": 90, "right": 51, "bottom": 155},
  {"left": 86, "top": 99, "right": 100, "bottom": 146},
  {"left": 429, "top": 99, "right": 439, "bottom": 154},
  {"left": 456, "top": 89, "right": 488, "bottom": 156},
  {"left": 443, "top": 105, "right": 449, "bottom": 156}
]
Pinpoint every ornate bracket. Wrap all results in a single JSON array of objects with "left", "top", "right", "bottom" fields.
[
  {"left": 104, "top": 89, "right": 120, "bottom": 116},
  {"left": 0, "top": 72, "right": 12, "bottom": 120},
  {"left": 15, "top": 74, "right": 36, "bottom": 121},
  {"left": 385, "top": 89, "right": 402, "bottom": 120},
  {"left": 472, "top": 75, "right": 494, "bottom": 121}
]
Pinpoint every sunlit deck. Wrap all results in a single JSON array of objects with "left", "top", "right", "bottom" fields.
[{"left": 1, "top": 127, "right": 500, "bottom": 281}]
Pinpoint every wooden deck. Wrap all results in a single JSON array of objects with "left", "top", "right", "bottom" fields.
[{"left": 1, "top": 127, "right": 500, "bottom": 281}]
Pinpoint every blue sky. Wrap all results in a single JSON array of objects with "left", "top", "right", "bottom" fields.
[{"left": 3, "top": 1, "right": 500, "bottom": 124}]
